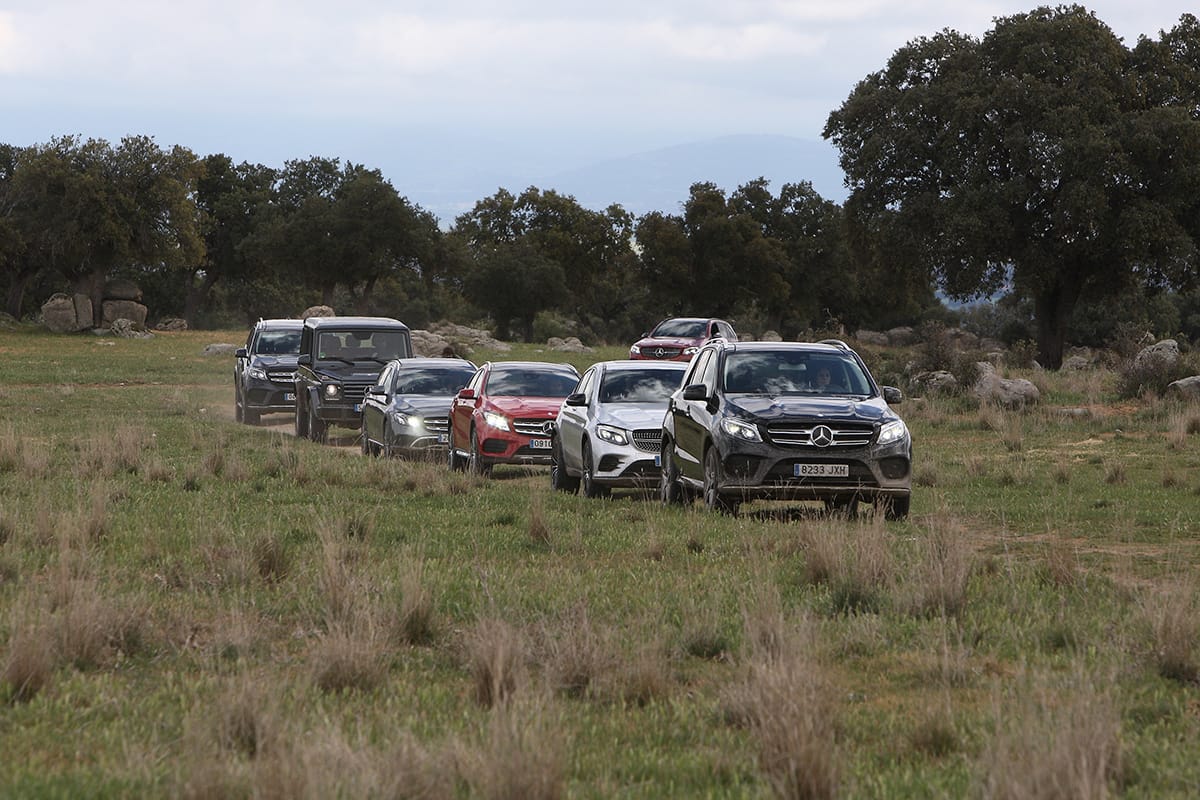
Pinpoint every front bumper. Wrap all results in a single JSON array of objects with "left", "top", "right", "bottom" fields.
[
  {"left": 587, "top": 431, "right": 664, "bottom": 488},
  {"left": 243, "top": 377, "right": 297, "bottom": 414},
  {"left": 476, "top": 428, "right": 554, "bottom": 466}
]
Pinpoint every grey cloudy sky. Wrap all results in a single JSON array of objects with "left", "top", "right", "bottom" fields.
[{"left": 1, "top": 1, "right": 1193, "bottom": 217}]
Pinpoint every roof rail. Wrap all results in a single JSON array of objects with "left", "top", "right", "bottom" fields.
[{"left": 818, "top": 338, "right": 850, "bottom": 350}]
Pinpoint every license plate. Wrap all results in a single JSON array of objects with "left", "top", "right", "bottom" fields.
[
  {"left": 529, "top": 438, "right": 552, "bottom": 449},
  {"left": 654, "top": 455, "right": 661, "bottom": 467},
  {"left": 284, "top": 393, "right": 295, "bottom": 401},
  {"left": 437, "top": 434, "right": 448, "bottom": 444},
  {"left": 794, "top": 463, "right": 848, "bottom": 478},
  {"left": 353, "top": 404, "right": 362, "bottom": 413}
]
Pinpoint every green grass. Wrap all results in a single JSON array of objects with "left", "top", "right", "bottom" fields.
[{"left": 2, "top": 325, "right": 1200, "bottom": 797}]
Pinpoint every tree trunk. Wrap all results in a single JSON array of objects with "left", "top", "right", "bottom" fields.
[
  {"left": 1033, "top": 279, "right": 1081, "bottom": 370},
  {"left": 321, "top": 284, "right": 335, "bottom": 307},
  {"left": 5, "top": 267, "right": 36, "bottom": 319},
  {"left": 184, "top": 269, "right": 218, "bottom": 329}
]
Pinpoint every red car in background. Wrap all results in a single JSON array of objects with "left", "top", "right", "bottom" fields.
[
  {"left": 629, "top": 317, "right": 737, "bottom": 362},
  {"left": 447, "top": 361, "right": 581, "bottom": 476}
]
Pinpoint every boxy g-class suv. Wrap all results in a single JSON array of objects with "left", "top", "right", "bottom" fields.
[{"left": 294, "top": 316, "right": 412, "bottom": 443}]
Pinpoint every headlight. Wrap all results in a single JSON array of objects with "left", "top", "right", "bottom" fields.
[
  {"left": 482, "top": 411, "right": 511, "bottom": 431},
  {"left": 247, "top": 367, "right": 268, "bottom": 381},
  {"left": 629, "top": 345, "right": 641, "bottom": 356},
  {"left": 877, "top": 420, "right": 908, "bottom": 446},
  {"left": 595, "top": 424, "right": 628, "bottom": 445},
  {"left": 323, "top": 384, "right": 341, "bottom": 399},
  {"left": 683, "top": 346, "right": 699, "bottom": 356},
  {"left": 393, "top": 412, "right": 421, "bottom": 428},
  {"left": 720, "top": 418, "right": 761, "bottom": 442}
]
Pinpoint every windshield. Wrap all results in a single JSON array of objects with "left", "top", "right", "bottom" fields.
[
  {"left": 487, "top": 368, "right": 578, "bottom": 398},
  {"left": 650, "top": 319, "right": 707, "bottom": 339},
  {"left": 393, "top": 365, "right": 476, "bottom": 395},
  {"left": 255, "top": 329, "right": 301, "bottom": 355},
  {"left": 599, "top": 368, "right": 683, "bottom": 403},
  {"left": 317, "top": 330, "right": 409, "bottom": 362},
  {"left": 723, "top": 351, "right": 873, "bottom": 396}
]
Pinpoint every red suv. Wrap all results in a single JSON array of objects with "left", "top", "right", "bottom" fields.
[
  {"left": 447, "top": 361, "right": 581, "bottom": 476},
  {"left": 629, "top": 317, "right": 737, "bottom": 361}
]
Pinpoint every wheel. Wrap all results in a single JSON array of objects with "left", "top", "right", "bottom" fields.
[
  {"left": 580, "top": 441, "right": 610, "bottom": 498},
  {"left": 308, "top": 403, "right": 327, "bottom": 444},
  {"left": 660, "top": 439, "right": 686, "bottom": 505},
  {"left": 360, "top": 429, "right": 374, "bottom": 456},
  {"left": 703, "top": 446, "right": 740, "bottom": 515},
  {"left": 295, "top": 398, "right": 309, "bottom": 438},
  {"left": 467, "top": 428, "right": 492, "bottom": 477},
  {"left": 882, "top": 494, "right": 911, "bottom": 521},
  {"left": 243, "top": 405, "right": 260, "bottom": 425},
  {"left": 550, "top": 436, "right": 579, "bottom": 493}
]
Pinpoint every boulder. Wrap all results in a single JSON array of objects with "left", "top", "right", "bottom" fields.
[
  {"left": 1133, "top": 339, "right": 1180, "bottom": 372},
  {"left": 111, "top": 319, "right": 154, "bottom": 339},
  {"left": 912, "top": 370, "right": 959, "bottom": 396},
  {"left": 886, "top": 326, "right": 916, "bottom": 346},
  {"left": 427, "top": 321, "right": 511, "bottom": 352},
  {"left": 1166, "top": 376, "right": 1200, "bottom": 401},
  {"left": 103, "top": 278, "right": 143, "bottom": 302},
  {"left": 410, "top": 329, "right": 455, "bottom": 357},
  {"left": 41, "top": 294, "right": 80, "bottom": 333},
  {"left": 73, "top": 294, "right": 93, "bottom": 328},
  {"left": 1062, "top": 355, "right": 1092, "bottom": 371},
  {"left": 855, "top": 329, "right": 889, "bottom": 347},
  {"left": 155, "top": 317, "right": 188, "bottom": 331},
  {"left": 202, "top": 343, "right": 239, "bottom": 356},
  {"left": 945, "top": 328, "right": 979, "bottom": 349},
  {"left": 759, "top": 330, "right": 783, "bottom": 342},
  {"left": 972, "top": 362, "right": 1040, "bottom": 409},
  {"left": 300, "top": 305, "right": 336, "bottom": 319},
  {"left": 548, "top": 336, "right": 593, "bottom": 353},
  {"left": 101, "top": 300, "right": 148, "bottom": 327}
]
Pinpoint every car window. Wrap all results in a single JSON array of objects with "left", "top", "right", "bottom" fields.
[
  {"left": 651, "top": 319, "right": 707, "bottom": 338},
  {"left": 393, "top": 365, "right": 476, "bottom": 395},
  {"left": 372, "top": 364, "right": 394, "bottom": 393},
  {"left": 255, "top": 329, "right": 301, "bottom": 355},
  {"left": 599, "top": 368, "right": 684, "bottom": 403},
  {"left": 316, "top": 330, "right": 407, "bottom": 361},
  {"left": 575, "top": 368, "right": 596, "bottom": 400},
  {"left": 487, "top": 368, "right": 579, "bottom": 398},
  {"left": 699, "top": 350, "right": 720, "bottom": 391},
  {"left": 683, "top": 349, "right": 712, "bottom": 388},
  {"left": 723, "top": 352, "right": 872, "bottom": 396}
]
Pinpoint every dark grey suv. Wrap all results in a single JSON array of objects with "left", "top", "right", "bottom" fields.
[
  {"left": 294, "top": 316, "right": 412, "bottom": 443},
  {"left": 660, "top": 339, "right": 912, "bottom": 517},
  {"left": 234, "top": 319, "right": 303, "bottom": 425}
]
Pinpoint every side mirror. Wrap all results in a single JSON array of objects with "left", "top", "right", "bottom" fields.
[
  {"left": 682, "top": 384, "right": 709, "bottom": 402},
  {"left": 235, "top": 347, "right": 247, "bottom": 358},
  {"left": 297, "top": 354, "right": 312, "bottom": 366},
  {"left": 564, "top": 393, "right": 587, "bottom": 407},
  {"left": 457, "top": 388, "right": 476, "bottom": 400},
  {"left": 882, "top": 386, "right": 903, "bottom": 404}
]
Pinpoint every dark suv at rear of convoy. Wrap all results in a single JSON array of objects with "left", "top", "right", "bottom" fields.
[
  {"left": 294, "top": 317, "right": 412, "bottom": 443},
  {"left": 660, "top": 339, "right": 912, "bottom": 518},
  {"left": 234, "top": 318, "right": 304, "bottom": 425}
]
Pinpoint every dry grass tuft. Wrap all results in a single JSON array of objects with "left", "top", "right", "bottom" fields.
[
  {"left": 802, "top": 520, "right": 895, "bottom": 614},
  {"left": 456, "top": 698, "right": 567, "bottom": 800},
  {"left": 464, "top": 616, "right": 528, "bottom": 709},
  {"left": 903, "top": 518, "right": 974, "bottom": 618},
  {"left": 2, "top": 617, "right": 55, "bottom": 703},
  {"left": 53, "top": 578, "right": 147, "bottom": 669},
  {"left": 1103, "top": 461, "right": 1127, "bottom": 485},
  {"left": 979, "top": 672, "right": 1122, "bottom": 799},
  {"left": 310, "top": 622, "right": 388, "bottom": 694},
  {"left": 0, "top": 425, "right": 22, "bottom": 473},
  {"left": 914, "top": 464, "right": 939, "bottom": 488},
  {"left": 392, "top": 556, "right": 437, "bottom": 646},
  {"left": 528, "top": 496, "right": 552, "bottom": 548},
  {"left": 679, "top": 594, "right": 731, "bottom": 660},
  {"left": 1044, "top": 541, "right": 1081, "bottom": 588},
  {"left": 615, "top": 643, "right": 675, "bottom": 707},
  {"left": 909, "top": 706, "right": 961, "bottom": 757},
  {"left": 1053, "top": 460, "right": 1072, "bottom": 485},
  {"left": 644, "top": 539, "right": 666, "bottom": 562},
  {"left": 252, "top": 533, "right": 289, "bottom": 584},
  {"left": 211, "top": 677, "right": 279, "bottom": 759},
  {"left": 1140, "top": 582, "right": 1199, "bottom": 684},
  {"left": 539, "top": 603, "right": 616, "bottom": 699}
]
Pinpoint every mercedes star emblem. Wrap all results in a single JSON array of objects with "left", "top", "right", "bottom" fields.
[
  {"left": 810, "top": 425, "right": 834, "bottom": 448},
  {"left": 654, "top": 347, "right": 666, "bottom": 358}
]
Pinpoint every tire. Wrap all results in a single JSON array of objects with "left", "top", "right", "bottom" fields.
[
  {"left": 660, "top": 439, "right": 686, "bottom": 505},
  {"left": 580, "top": 440, "right": 610, "bottom": 498},
  {"left": 243, "top": 405, "right": 260, "bottom": 426},
  {"left": 467, "top": 428, "right": 492, "bottom": 477},
  {"left": 308, "top": 403, "right": 327, "bottom": 444},
  {"left": 550, "top": 436, "right": 579, "bottom": 493},
  {"left": 882, "top": 494, "right": 911, "bottom": 521},
  {"left": 295, "top": 398, "right": 309, "bottom": 438},
  {"left": 703, "top": 446, "right": 740, "bottom": 515}
]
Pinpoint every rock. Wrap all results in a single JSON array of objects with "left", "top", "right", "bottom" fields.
[
  {"left": 155, "top": 317, "right": 188, "bottom": 331},
  {"left": 73, "top": 294, "right": 93, "bottom": 328},
  {"left": 41, "top": 294, "right": 80, "bottom": 333},
  {"left": 300, "top": 305, "right": 336, "bottom": 319},
  {"left": 1166, "top": 376, "right": 1200, "bottom": 401},
  {"left": 886, "top": 326, "right": 916, "bottom": 346},
  {"left": 103, "top": 278, "right": 143, "bottom": 302},
  {"left": 101, "top": 300, "right": 148, "bottom": 327},
  {"left": 972, "top": 365, "right": 1040, "bottom": 409},
  {"left": 0, "top": 312, "right": 18, "bottom": 330},
  {"left": 1133, "top": 339, "right": 1180, "bottom": 372},
  {"left": 202, "top": 343, "right": 239, "bottom": 356},
  {"left": 426, "top": 321, "right": 510, "bottom": 352},
  {"left": 1062, "top": 355, "right": 1092, "bottom": 371},
  {"left": 410, "top": 329, "right": 455, "bottom": 357},
  {"left": 548, "top": 336, "right": 593, "bottom": 353},
  {"left": 945, "top": 328, "right": 979, "bottom": 349},
  {"left": 759, "top": 330, "right": 783, "bottom": 342},
  {"left": 912, "top": 370, "right": 959, "bottom": 396},
  {"left": 855, "top": 329, "right": 889, "bottom": 347}
]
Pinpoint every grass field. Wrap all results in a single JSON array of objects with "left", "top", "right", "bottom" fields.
[{"left": 1, "top": 325, "right": 1198, "bottom": 798}]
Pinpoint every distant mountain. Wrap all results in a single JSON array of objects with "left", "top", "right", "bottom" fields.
[{"left": 398, "top": 134, "right": 848, "bottom": 225}]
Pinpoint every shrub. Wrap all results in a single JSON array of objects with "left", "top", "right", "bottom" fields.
[{"left": 464, "top": 617, "right": 527, "bottom": 709}]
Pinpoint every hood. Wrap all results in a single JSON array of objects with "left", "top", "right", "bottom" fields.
[
  {"left": 634, "top": 336, "right": 702, "bottom": 350},
  {"left": 487, "top": 396, "right": 564, "bottom": 418},
  {"left": 596, "top": 403, "right": 670, "bottom": 429},
  {"left": 252, "top": 354, "right": 299, "bottom": 368},
  {"left": 393, "top": 394, "right": 455, "bottom": 418},
  {"left": 726, "top": 395, "right": 893, "bottom": 424}
]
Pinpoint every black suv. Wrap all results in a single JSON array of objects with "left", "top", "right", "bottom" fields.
[
  {"left": 660, "top": 339, "right": 911, "bottom": 518},
  {"left": 234, "top": 318, "right": 304, "bottom": 425},
  {"left": 294, "top": 316, "right": 412, "bottom": 443}
]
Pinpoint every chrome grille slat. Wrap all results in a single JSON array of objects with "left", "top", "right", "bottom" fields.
[
  {"left": 342, "top": 382, "right": 372, "bottom": 403},
  {"left": 767, "top": 423, "right": 874, "bottom": 448},
  {"left": 631, "top": 429, "right": 661, "bottom": 453},
  {"left": 268, "top": 371, "right": 296, "bottom": 384},
  {"left": 513, "top": 418, "right": 553, "bottom": 436},
  {"left": 423, "top": 418, "right": 449, "bottom": 434}
]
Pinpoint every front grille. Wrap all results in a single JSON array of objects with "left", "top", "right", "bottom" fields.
[
  {"left": 646, "top": 347, "right": 681, "bottom": 359},
  {"left": 423, "top": 417, "right": 449, "bottom": 435},
  {"left": 513, "top": 418, "right": 553, "bottom": 436},
  {"left": 341, "top": 382, "right": 372, "bottom": 403},
  {"left": 267, "top": 371, "right": 296, "bottom": 384},
  {"left": 767, "top": 421, "right": 874, "bottom": 448},
  {"left": 631, "top": 429, "right": 661, "bottom": 453}
]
